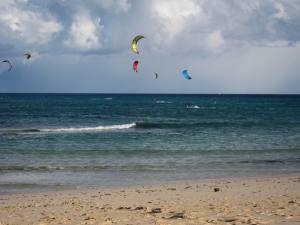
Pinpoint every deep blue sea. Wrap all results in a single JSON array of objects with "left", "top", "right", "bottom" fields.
[{"left": 0, "top": 94, "right": 300, "bottom": 192}]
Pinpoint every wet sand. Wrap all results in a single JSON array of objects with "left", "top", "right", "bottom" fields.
[{"left": 0, "top": 175, "right": 300, "bottom": 225}]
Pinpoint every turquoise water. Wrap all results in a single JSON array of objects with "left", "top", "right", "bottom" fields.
[{"left": 0, "top": 94, "right": 300, "bottom": 192}]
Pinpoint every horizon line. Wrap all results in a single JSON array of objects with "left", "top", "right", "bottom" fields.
[{"left": 0, "top": 92, "right": 300, "bottom": 95}]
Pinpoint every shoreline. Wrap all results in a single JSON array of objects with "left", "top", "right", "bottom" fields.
[
  {"left": 1, "top": 174, "right": 299, "bottom": 224},
  {"left": 1, "top": 171, "right": 300, "bottom": 195}
]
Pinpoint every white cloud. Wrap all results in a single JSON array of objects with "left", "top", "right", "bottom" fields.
[
  {"left": 153, "top": 0, "right": 204, "bottom": 39},
  {"left": 151, "top": 0, "right": 300, "bottom": 53},
  {"left": 64, "top": 12, "right": 102, "bottom": 51},
  {"left": 91, "top": 0, "right": 131, "bottom": 13},
  {"left": 273, "top": 2, "right": 289, "bottom": 20},
  {"left": 1, "top": 0, "right": 300, "bottom": 57},
  {"left": 0, "top": 1, "right": 62, "bottom": 45},
  {"left": 205, "top": 31, "right": 225, "bottom": 52}
]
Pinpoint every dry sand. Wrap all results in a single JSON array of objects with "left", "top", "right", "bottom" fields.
[{"left": 0, "top": 175, "right": 300, "bottom": 225}]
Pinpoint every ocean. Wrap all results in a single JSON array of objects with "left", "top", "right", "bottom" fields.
[{"left": 0, "top": 94, "right": 299, "bottom": 192}]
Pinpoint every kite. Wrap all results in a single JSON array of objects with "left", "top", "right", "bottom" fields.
[
  {"left": 24, "top": 53, "right": 31, "bottom": 60},
  {"left": 1, "top": 60, "right": 12, "bottom": 72},
  {"left": 131, "top": 35, "right": 145, "bottom": 54},
  {"left": 182, "top": 69, "right": 192, "bottom": 80},
  {"left": 133, "top": 60, "right": 139, "bottom": 72}
]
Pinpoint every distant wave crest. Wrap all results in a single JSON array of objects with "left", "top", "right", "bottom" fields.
[
  {"left": 186, "top": 105, "right": 200, "bottom": 109},
  {"left": 155, "top": 100, "right": 172, "bottom": 104},
  {"left": 186, "top": 105, "right": 216, "bottom": 109}
]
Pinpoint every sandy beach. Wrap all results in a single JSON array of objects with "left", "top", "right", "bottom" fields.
[{"left": 0, "top": 175, "right": 299, "bottom": 225}]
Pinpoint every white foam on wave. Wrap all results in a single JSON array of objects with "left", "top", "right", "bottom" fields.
[
  {"left": 156, "top": 100, "right": 172, "bottom": 104},
  {"left": 186, "top": 105, "right": 217, "bottom": 109},
  {"left": 41, "top": 123, "right": 136, "bottom": 133},
  {"left": 187, "top": 105, "right": 200, "bottom": 109}
]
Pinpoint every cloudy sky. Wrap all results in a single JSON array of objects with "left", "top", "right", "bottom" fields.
[{"left": 0, "top": 0, "right": 299, "bottom": 93}]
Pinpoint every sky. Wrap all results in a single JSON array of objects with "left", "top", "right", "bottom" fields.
[{"left": 0, "top": 0, "right": 300, "bottom": 94}]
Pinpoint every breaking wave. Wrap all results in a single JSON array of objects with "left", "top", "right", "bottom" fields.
[
  {"left": 41, "top": 123, "right": 136, "bottom": 132},
  {"left": 0, "top": 123, "right": 136, "bottom": 134},
  {"left": 186, "top": 105, "right": 200, "bottom": 109}
]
